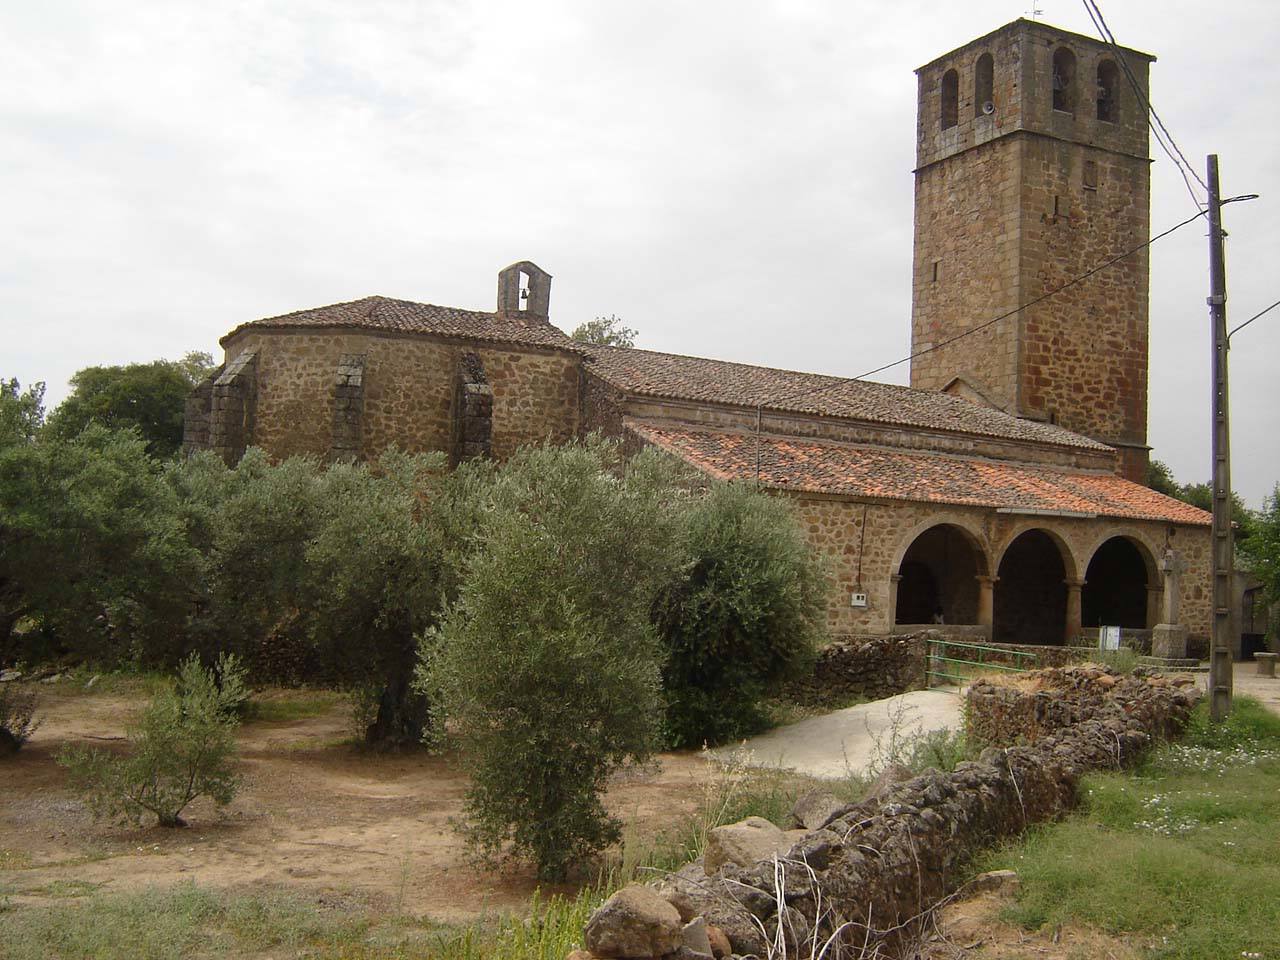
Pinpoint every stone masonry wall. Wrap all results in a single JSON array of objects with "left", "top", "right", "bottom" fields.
[
  {"left": 1018, "top": 133, "right": 1150, "bottom": 476},
  {"left": 623, "top": 399, "right": 1115, "bottom": 473},
  {"left": 910, "top": 138, "right": 1023, "bottom": 412},
  {"left": 582, "top": 666, "right": 1198, "bottom": 959},
  {"left": 787, "top": 492, "right": 1211, "bottom": 646},
  {"left": 912, "top": 20, "right": 1153, "bottom": 481},
  {"left": 785, "top": 634, "right": 928, "bottom": 704},
  {"left": 219, "top": 330, "right": 579, "bottom": 463}
]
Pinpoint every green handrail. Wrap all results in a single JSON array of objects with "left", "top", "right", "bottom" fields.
[{"left": 925, "top": 637, "right": 1038, "bottom": 688}]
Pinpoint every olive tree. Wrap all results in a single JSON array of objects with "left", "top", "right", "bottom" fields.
[
  {"left": 174, "top": 448, "right": 474, "bottom": 747},
  {"left": 423, "top": 439, "right": 685, "bottom": 879},
  {"left": 59, "top": 655, "right": 241, "bottom": 827},
  {"left": 655, "top": 481, "right": 827, "bottom": 747},
  {"left": 0, "top": 424, "right": 197, "bottom": 665}
]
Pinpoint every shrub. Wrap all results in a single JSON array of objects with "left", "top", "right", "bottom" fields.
[
  {"left": 59, "top": 655, "right": 240, "bottom": 826},
  {"left": 655, "top": 481, "right": 828, "bottom": 747},
  {"left": 203, "top": 652, "right": 250, "bottom": 720},
  {"left": 173, "top": 448, "right": 473, "bottom": 746},
  {"left": 0, "top": 682, "right": 40, "bottom": 755},
  {"left": 0, "top": 425, "right": 198, "bottom": 665},
  {"left": 424, "top": 440, "right": 685, "bottom": 880}
]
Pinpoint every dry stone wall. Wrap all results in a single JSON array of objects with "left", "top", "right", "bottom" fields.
[
  {"left": 578, "top": 667, "right": 1199, "bottom": 960},
  {"left": 785, "top": 635, "right": 928, "bottom": 704}
]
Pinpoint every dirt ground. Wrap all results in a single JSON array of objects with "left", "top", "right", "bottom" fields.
[
  {"left": 921, "top": 891, "right": 1145, "bottom": 959},
  {"left": 0, "top": 681, "right": 718, "bottom": 923}
]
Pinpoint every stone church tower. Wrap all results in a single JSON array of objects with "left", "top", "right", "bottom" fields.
[{"left": 909, "top": 19, "right": 1155, "bottom": 481}]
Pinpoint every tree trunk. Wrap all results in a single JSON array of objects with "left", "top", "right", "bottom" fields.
[{"left": 364, "top": 673, "right": 429, "bottom": 750}]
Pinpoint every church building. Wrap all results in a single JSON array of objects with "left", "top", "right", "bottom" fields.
[{"left": 184, "top": 19, "right": 1212, "bottom": 653}]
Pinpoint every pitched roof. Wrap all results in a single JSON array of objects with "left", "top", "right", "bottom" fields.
[
  {"left": 585, "top": 345, "right": 1110, "bottom": 452},
  {"left": 629, "top": 420, "right": 1210, "bottom": 526},
  {"left": 221, "top": 296, "right": 582, "bottom": 352}
]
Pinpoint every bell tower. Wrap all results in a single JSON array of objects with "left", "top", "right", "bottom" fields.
[{"left": 908, "top": 19, "right": 1155, "bottom": 481}]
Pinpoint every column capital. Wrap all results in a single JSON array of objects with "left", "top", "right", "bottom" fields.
[
  {"left": 890, "top": 574, "right": 903, "bottom": 584},
  {"left": 1064, "top": 578, "right": 1086, "bottom": 589},
  {"left": 975, "top": 574, "right": 999, "bottom": 586}
]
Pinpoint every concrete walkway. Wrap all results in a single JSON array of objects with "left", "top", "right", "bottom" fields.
[
  {"left": 713, "top": 688, "right": 966, "bottom": 780},
  {"left": 1227, "top": 661, "right": 1280, "bottom": 717}
]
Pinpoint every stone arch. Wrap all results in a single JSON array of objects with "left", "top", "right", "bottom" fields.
[
  {"left": 974, "top": 52, "right": 994, "bottom": 117},
  {"left": 941, "top": 69, "right": 959, "bottom": 130},
  {"left": 1096, "top": 58, "right": 1120, "bottom": 122},
  {"left": 1082, "top": 533, "right": 1158, "bottom": 630},
  {"left": 993, "top": 528, "right": 1072, "bottom": 645},
  {"left": 994, "top": 522, "right": 1080, "bottom": 581},
  {"left": 892, "top": 521, "right": 990, "bottom": 627},
  {"left": 1052, "top": 46, "right": 1077, "bottom": 114}
]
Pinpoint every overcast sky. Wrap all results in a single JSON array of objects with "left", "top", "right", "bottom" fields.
[{"left": 3, "top": 1, "right": 1277, "bottom": 505}]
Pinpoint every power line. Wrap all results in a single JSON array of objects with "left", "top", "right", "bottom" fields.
[
  {"left": 1228, "top": 297, "right": 1280, "bottom": 341},
  {"left": 850, "top": 208, "right": 1207, "bottom": 382},
  {"left": 1081, "top": 0, "right": 1208, "bottom": 211},
  {"left": 767, "top": 207, "right": 1207, "bottom": 410}
]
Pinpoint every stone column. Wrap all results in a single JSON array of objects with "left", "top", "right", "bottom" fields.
[
  {"left": 210, "top": 351, "right": 257, "bottom": 466},
  {"left": 976, "top": 575, "right": 997, "bottom": 640},
  {"left": 1064, "top": 578, "right": 1085, "bottom": 645},
  {"left": 1146, "top": 585, "right": 1163, "bottom": 630},
  {"left": 888, "top": 574, "right": 903, "bottom": 632},
  {"left": 1152, "top": 548, "right": 1189, "bottom": 659},
  {"left": 330, "top": 354, "right": 365, "bottom": 462}
]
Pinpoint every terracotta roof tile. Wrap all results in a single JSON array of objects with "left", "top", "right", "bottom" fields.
[
  {"left": 629, "top": 420, "right": 1211, "bottom": 526},
  {"left": 221, "top": 296, "right": 582, "bottom": 352},
  {"left": 586, "top": 345, "right": 1109, "bottom": 451}
]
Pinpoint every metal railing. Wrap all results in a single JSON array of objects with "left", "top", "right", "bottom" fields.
[{"left": 926, "top": 638, "right": 1037, "bottom": 688}]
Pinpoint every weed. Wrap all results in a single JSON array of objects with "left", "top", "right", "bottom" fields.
[
  {"left": 977, "top": 696, "right": 1280, "bottom": 959},
  {"left": 245, "top": 689, "right": 346, "bottom": 724}
]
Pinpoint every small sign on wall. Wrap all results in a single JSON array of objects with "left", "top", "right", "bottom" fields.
[
  {"left": 850, "top": 592, "right": 868, "bottom": 608},
  {"left": 1100, "top": 625, "right": 1122, "bottom": 651}
]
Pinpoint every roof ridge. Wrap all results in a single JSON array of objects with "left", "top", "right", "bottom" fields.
[
  {"left": 587, "top": 343, "right": 851, "bottom": 386},
  {"left": 624, "top": 417, "right": 1115, "bottom": 477},
  {"left": 588, "top": 343, "right": 1108, "bottom": 451}
]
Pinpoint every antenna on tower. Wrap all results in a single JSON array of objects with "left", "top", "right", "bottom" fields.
[{"left": 1027, "top": 4, "right": 1044, "bottom": 19}]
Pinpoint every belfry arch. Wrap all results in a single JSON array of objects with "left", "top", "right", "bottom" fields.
[
  {"left": 1082, "top": 536, "right": 1156, "bottom": 630},
  {"left": 894, "top": 523, "right": 989, "bottom": 628},
  {"left": 993, "top": 529, "right": 1072, "bottom": 644}
]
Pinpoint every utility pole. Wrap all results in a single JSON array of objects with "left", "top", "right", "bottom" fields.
[{"left": 1206, "top": 154, "right": 1234, "bottom": 722}]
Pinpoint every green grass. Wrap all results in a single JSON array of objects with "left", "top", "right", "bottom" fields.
[
  {"left": 0, "top": 880, "right": 608, "bottom": 960},
  {"left": 0, "top": 849, "right": 34, "bottom": 871},
  {"left": 0, "top": 883, "right": 379, "bottom": 960},
  {"left": 976, "top": 696, "right": 1280, "bottom": 959},
  {"left": 61, "top": 667, "right": 175, "bottom": 698},
  {"left": 244, "top": 690, "right": 347, "bottom": 724}
]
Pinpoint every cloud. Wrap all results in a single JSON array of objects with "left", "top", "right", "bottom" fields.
[{"left": 1, "top": 0, "right": 1276, "bottom": 503}]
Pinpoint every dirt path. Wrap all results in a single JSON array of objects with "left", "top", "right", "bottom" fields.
[{"left": 0, "top": 682, "right": 716, "bottom": 922}]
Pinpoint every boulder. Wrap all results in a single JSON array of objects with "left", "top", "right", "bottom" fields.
[
  {"left": 789, "top": 790, "right": 849, "bottom": 831},
  {"left": 655, "top": 863, "right": 768, "bottom": 957},
  {"left": 584, "top": 884, "right": 682, "bottom": 959},
  {"left": 705, "top": 924, "right": 732, "bottom": 959},
  {"left": 681, "top": 917, "right": 713, "bottom": 959},
  {"left": 962, "top": 868, "right": 1021, "bottom": 897},
  {"left": 863, "top": 763, "right": 913, "bottom": 803},
  {"left": 704, "top": 817, "right": 804, "bottom": 874}
]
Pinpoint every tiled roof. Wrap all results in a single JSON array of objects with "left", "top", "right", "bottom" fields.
[
  {"left": 629, "top": 421, "right": 1211, "bottom": 526},
  {"left": 585, "top": 345, "right": 1110, "bottom": 452},
  {"left": 221, "top": 296, "right": 582, "bottom": 352}
]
